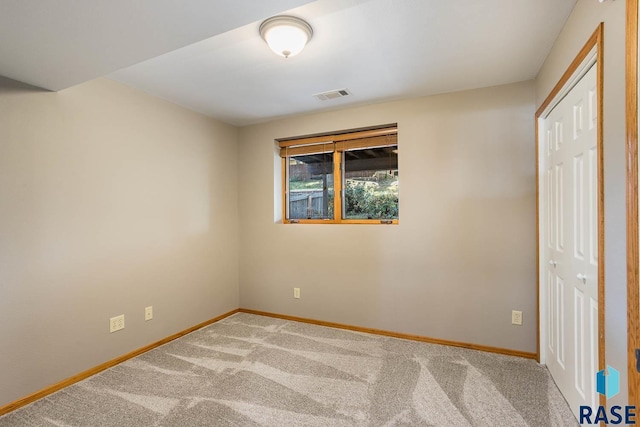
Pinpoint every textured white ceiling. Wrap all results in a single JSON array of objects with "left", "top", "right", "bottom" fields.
[
  {"left": 0, "top": 0, "right": 576, "bottom": 126},
  {"left": 0, "top": 0, "right": 313, "bottom": 90}
]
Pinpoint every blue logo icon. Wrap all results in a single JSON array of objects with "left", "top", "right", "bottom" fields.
[{"left": 596, "top": 365, "right": 620, "bottom": 399}]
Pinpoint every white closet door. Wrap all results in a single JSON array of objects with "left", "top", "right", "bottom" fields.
[{"left": 543, "top": 64, "right": 598, "bottom": 416}]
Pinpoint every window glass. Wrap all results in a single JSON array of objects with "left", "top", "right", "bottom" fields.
[
  {"left": 288, "top": 152, "right": 334, "bottom": 219},
  {"left": 343, "top": 146, "right": 398, "bottom": 219}
]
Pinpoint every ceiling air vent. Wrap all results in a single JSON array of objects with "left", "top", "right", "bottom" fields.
[{"left": 313, "top": 88, "right": 351, "bottom": 101}]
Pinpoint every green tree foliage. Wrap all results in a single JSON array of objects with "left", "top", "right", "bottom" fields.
[{"left": 344, "top": 179, "right": 398, "bottom": 219}]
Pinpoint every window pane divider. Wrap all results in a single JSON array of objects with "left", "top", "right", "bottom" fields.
[{"left": 333, "top": 150, "right": 342, "bottom": 220}]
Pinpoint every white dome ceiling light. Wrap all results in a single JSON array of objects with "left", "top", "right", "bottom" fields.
[{"left": 259, "top": 15, "right": 313, "bottom": 58}]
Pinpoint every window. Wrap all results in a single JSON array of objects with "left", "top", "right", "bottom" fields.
[{"left": 279, "top": 125, "right": 398, "bottom": 224}]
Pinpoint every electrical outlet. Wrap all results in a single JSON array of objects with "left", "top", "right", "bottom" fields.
[
  {"left": 110, "top": 314, "right": 125, "bottom": 333},
  {"left": 294, "top": 287, "right": 300, "bottom": 299},
  {"left": 145, "top": 306, "right": 153, "bottom": 321},
  {"left": 512, "top": 310, "right": 523, "bottom": 326}
]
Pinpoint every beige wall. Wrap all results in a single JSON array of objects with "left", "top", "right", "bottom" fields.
[
  {"left": 238, "top": 81, "right": 537, "bottom": 353},
  {"left": 0, "top": 77, "right": 239, "bottom": 407},
  {"left": 535, "top": 0, "right": 627, "bottom": 407}
]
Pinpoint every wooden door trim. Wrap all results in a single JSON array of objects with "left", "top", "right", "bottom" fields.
[
  {"left": 627, "top": 0, "right": 639, "bottom": 408},
  {"left": 535, "top": 24, "right": 605, "bottom": 407}
]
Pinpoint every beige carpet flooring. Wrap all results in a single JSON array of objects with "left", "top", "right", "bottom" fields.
[{"left": 0, "top": 313, "right": 578, "bottom": 426}]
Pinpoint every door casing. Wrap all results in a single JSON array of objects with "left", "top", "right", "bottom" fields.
[
  {"left": 535, "top": 23, "right": 605, "bottom": 408},
  {"left": 626, "top": 0, "right": 639, "bottom": 408}
]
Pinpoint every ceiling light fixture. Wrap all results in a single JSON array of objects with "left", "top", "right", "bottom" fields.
[{"left": 259, "top": 15, "right": 313, "bottom": 58}]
